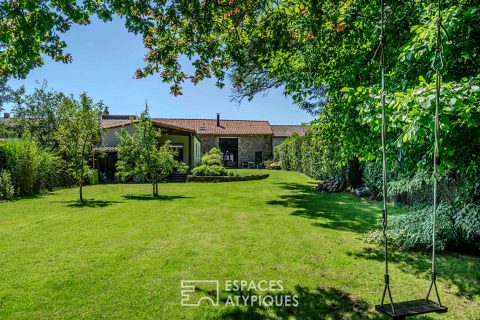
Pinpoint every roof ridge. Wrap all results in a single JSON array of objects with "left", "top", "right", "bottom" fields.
[{"left": 152, "top": 118, "right": 270, "bottom": 122}]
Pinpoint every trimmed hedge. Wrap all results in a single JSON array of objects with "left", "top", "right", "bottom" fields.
[
  {"left": 274, "top": 132, "right": 338, "bottom": 180},
  {"left": 187, "top": 173, "right": 269, "bottom": 183}
]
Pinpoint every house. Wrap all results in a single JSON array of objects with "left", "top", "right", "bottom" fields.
[
  {"left": 96, "top": 113, "right": 308, "bottom": 178},
  {"left": 271, "top": 125, "right": 310, "bottom": 148},
  {"left": 1, "top": 112, "right": 308, "bottom": 179}
]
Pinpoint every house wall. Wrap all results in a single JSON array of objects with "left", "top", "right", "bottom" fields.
[
  {"left": 102, "top": 125, "right": 197, "bottom": 167},
  {"left": 159, "top": 135, "right": 191, "bottom": 165},
  {"left": 101, "top": 126, "right": 135, "bottom": 146},
  {"left": 272, "top": 137, "right": 285, "bottom": 149},
  {"left": 198, "top": 135, "right": 272, "bottom": 166},
  {"left": 193, "top": 136, "right": 201, "bottom": 166}
]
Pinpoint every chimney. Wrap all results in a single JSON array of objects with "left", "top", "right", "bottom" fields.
[
  {"left": 216, "top": 113, "right": 220, "bottom": 127},
  {"left": 4, "top": 112, "right": 10, "bottom": 119}
]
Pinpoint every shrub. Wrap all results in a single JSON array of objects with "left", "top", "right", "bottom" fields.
[
  {"left": 37, "top": 148, "right": 62, "bottom": 191},
  {"left": 2, "top": 138, "right": 38, "bottom": 193},
  {"left": 191, "top": 164, "right": 227, "bottom": 177},
  {"left": 187, "top": 173, "right": 269, "bottom": 182},
  {"left": 265, "top": 161, "right": 281, "bottom": 170},
  {"left": 87, "top": 169, "right": 99, "bottom": 185},
  {"left": 362, "top": 161, "right": 383, "bottom": 199},
  {"left": 201, "top": 147, "right": 224, "bottom": 166},
  {"left": 207, "top": 147, "right": 223, "bottom": 156},
  {"left": 1, "top": 137, "right": 61, "bottom": 195},
  {"left": 201, "top": 154, "right": 209, "bottom": 165},
  {"left": 364, "top": 203, "right": 480, "bottom": 254},
  {"left": 207, "top": 153, "right": 222, "bottom": 166},
  {"left": 0, "top": 170, "right": 14, "bottom": 201},
  {"left": 274, "top": 130, "right": 339, "bottom": 180}
]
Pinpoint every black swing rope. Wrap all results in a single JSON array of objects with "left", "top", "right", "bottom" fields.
[
  {"left": 426, "top": 0, "right": 445, "bottom": 306},
  {"left": 377, "top": 0, "right": 395, "bottom": 314},
  {"left": 376, "top": 0, "right": 447, "bottom": 317}
]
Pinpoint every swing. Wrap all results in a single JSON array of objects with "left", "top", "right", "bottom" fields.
[{"left": 373, "top": 0, "right": 448, "bottom": 318}]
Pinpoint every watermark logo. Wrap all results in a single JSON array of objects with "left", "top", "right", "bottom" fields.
[
  {"left": 180, "top": 280, "right": 220, "bottom": 306},
  {"left": 180, "top": 280, "right": 299, "bottom": 307}
]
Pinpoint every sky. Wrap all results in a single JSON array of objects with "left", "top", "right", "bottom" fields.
[{"left": 6, "top": 17, "right": 315, "bottom": 125}]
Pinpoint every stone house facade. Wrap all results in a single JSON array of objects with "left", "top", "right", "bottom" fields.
[
  {"left": 198, "top": 134, "right": 272, "bottom": 168},
  {"left": 97, "top": 114, "right": 307, "bottom": 170}
]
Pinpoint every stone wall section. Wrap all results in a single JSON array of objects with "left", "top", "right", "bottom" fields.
[{"left": 197, "top": 135, "right": 272, "bottom": 166}]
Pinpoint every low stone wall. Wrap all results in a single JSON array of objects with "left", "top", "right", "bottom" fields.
[{"left": 186, "top": 173, "right": 269, "bottom": 183}]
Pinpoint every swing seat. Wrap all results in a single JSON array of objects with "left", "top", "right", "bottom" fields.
[{"left": 375, "top": 299, "right": 448, "bottom": 319}]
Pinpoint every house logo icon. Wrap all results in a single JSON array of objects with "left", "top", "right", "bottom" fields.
[{"left": 180, "top": 280, "right": 220, "bottom": 307}]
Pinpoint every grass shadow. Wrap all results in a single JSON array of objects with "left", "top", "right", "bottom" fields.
[
  {"left": 122, "top": 194, "right": 190, "bottom": 201},
  {"left": 8, "top": 191, "right": 55, "bottom": 202},
  {"left": 349, "top": 246, "right": 480, "bottom": 300},
  {"left": 267, "top": 182, "right": 379, "bottom": 234},
  {"left": 196, "top": 285, "right": 387, "bottom": 320},
  {"left": 58, "top": 199, "right": 123, "bottom": 208}
]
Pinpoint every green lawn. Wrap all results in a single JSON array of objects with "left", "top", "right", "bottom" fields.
[{"left": 0, "top": 170, "right": 478, "bottom": 319}]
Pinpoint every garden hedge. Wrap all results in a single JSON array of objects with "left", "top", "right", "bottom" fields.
[{"left": 186, "top": 173, "right": 269, "bottom": 183}]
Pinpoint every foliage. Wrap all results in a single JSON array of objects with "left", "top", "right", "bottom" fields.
[
  {"left": 264, "top": 160, "right": 281, "bottom": 170},
  {"left": 55, "top": 93, "right": 103, "bottom": 202},
  {"left": 116, "top": 105, "right": 187, "bottom": 196},
  {"left": 1, "top": 135, "right": 60, "bottom": 195},
  {"left": 274, "top": 130, "right": 339, "bottom": 181},
  {"left": 11, "top": 81, "right": 65, "bottom": 148},
  {"left": 0, "top": 169, "right": 14, "bottom": 201},
  {"left": 87, "top": 169, "right": 99, "bottom": 185},
  {"left": 3, "top": 0, "right": 479, "bottom": 252},
  {"left": 0, "top": 79, "right": 14, "bottom": 109},
  {"left": 201, "top": 147, "right": 224, "bottom": 166},
  {"left": 362, "top": 161, "right": 383, "bottom": 200},
  {"left": 187, "top": 172, "right": 268, "bottom": 182},
  {"left": 191, "top": 164, "right": 227, "bottom": 177},
  {"left": 366, "top": 203, "right": 480, "bottom": 255},
  {"left": 0, "top": 1, "right": 155, "bottom": 79}
]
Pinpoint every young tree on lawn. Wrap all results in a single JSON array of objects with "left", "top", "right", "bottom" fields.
[
  {"left": 116, "top": 105, "right": 187, "bottom": 197},
  {"left": 55, "top": 93, "right": 103, "bottom": 202}
]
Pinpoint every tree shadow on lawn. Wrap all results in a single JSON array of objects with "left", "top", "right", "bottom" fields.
[
  {"left": 267, "top": 182, "right": 379, "bottom": 234},
  {"left": 349, "top": 246, "right": 480, "bottom": 300},
  {"left": 122, "top": 194, "right": 190, "bottom": 201},
  {"left": 198, "top": 285, "right": 439, "bottom": 320},
  {"left": 57, "top": 199, "right": 124, "bottom": 208}
]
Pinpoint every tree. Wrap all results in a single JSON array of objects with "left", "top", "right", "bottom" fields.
[
  {"left": 0, "top": 79, "right": 14, "bottom": 110},
  {"left": 3, "top": 1, "right": 479, "bottom": 192},
  {"left": 0, "top": 79, "right": 16, "bottom": 138},
  {"left": 55, "top": 93, "right": 103, "bottom": 202},
  {"left": 116, "top": 104, "right": 187, "bottom": 197},
  {"left": 0, "top": 1, "right": 156, "bottom": 79},
  {"left": 11, "top": 81, "right": 64, "bottom": 147}
]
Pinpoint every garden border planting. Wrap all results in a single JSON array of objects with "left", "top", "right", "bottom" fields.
[{"left": 186, "top": 173, "right": 269, "bottom": 183}]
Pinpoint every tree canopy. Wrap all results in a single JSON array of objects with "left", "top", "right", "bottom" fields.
[{"left": 2, "top": 1, "right": 479, "bottom": 179}]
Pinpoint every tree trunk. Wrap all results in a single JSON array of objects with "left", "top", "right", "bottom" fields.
[
  {"left": 152, "top": 182, "right": 155, "bottom": 197},
  {"left": 343, "top": 157, "right": 362, "bottom": 191},
  {"left": 155, "top": 183, "right": 158, "bottom": 196},
  {"left": 79, "top": 181, "right": 83, "bottom": 202}
]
